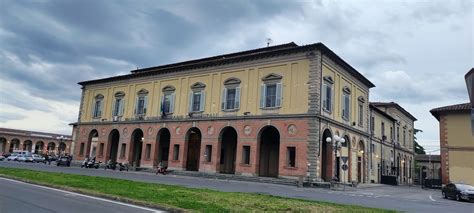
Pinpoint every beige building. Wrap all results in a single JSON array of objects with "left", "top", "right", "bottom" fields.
[
  {"left": 431, "top": 103, "right": 474, "bottom": 185},
  {"left": 368, "top": 102, "right": 416, "bottom": 185},
  {"left": 414, "top": 154, "right": 441, "bottom": 185}
]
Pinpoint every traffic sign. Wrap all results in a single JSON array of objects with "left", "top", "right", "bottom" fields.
[
  {"left": 342, "top": 164, "right": 348, "bottom": 171},
  {"left": 341, "top": 156, "right": 349, "bottom": 163}
]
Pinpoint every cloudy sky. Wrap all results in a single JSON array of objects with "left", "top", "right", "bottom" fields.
[{"left": 0, "top": 0, "right": 472, "bottom": 152}]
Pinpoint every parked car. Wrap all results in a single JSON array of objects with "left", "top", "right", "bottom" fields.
[
  {"left": 16, "top": 154, "right": 26, "bottom": 162},
  {"left": 32, "top": 154, "right": 45, "bottom": 163},
  {"left": 0, "top": 155, "right": 5, "bottom": 161},
  {"left": 23, "top": 154, "right": 34, "bottom": 163},
  {"left": 7, "top": 154, "right": 18, "bottom": 161},
  {"left": 442, "top": 183, "right": 474, "bottom": 202},
  {"left": 56, "top": 156, "right": 71, "bottom": 167}
]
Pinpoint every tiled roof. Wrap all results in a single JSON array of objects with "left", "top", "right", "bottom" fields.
[
  {"left": 430, "top": 103, "right": 471, "bottom": 120},
  {"left": 78, "top": 42, "right": 376, "bottom": 88},
  {"left": 370, "top": 102, "right": 417, "bottom": 121}
]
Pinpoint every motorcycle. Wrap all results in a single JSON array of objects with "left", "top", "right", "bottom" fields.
[
  {"left": 81, "top": 158, "right": 89, "bottom": 168},
  {"left": 104, "top": 160, "right": 117, "bottom": 170},
  {"left": 118, "top": 162, "right": 129, "bottom": 171}
]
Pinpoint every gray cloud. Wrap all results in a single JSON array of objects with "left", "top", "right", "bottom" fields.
[{"left": 0, "top": 0, "right": 472, "bottom": 151}]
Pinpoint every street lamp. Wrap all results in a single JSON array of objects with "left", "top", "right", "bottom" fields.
[
  {"left": 57, "top": 135, "right": 65, "bottom": 155},
  {"left": 326, "top": 135, "right": 345, "bottom": 182}
]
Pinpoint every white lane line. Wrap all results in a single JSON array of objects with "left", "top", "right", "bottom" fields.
[
  {"left": 429, "top": 195, "right": 436, "bottom": 202},
  {"left": 0, "top": 177, "right": 163, "bottom": 213}
]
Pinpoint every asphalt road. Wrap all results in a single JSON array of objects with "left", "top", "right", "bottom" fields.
[
  {"left": 1, "top": 161, "right": 473, "bottom": 213},
  {"left": 0, "top": 177, "right": 162, "bottom": 213}
]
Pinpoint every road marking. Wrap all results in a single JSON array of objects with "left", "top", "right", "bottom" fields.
[
  {"left": 0, "top": 177, "right": 163, "bottom": 213},
  {"left": 429, "top": 195, "right": 436, "bottom": 202}
]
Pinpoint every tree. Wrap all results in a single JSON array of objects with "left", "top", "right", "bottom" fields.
[{"left": 413, "top": 129, "right": 425, "bottom": 154}]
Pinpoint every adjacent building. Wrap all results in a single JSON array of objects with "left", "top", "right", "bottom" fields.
[
  {"left": 0, "top": 128, "right": 72, "bottom": 155},
  {"left": 70, "top": 42, "right": 415, "bottom": 184},
  {"left": 414, "top": 154, "right": 441, "bottom": 186}
]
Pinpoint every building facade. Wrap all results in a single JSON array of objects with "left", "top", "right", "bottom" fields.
[
  {"left": 414, "top": 154, "right": 441, "bottom": 185},
  {"left": 431, "top": 103, "right": 474, "bottom": 185},
  {"left": 71, "top": 42, "right": 416, "bottom": 184},
  {"left": 0, "top": 128, "right": 72, "bottom": 155}
]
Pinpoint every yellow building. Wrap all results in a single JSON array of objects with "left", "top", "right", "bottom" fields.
[
  {"left": 70, "top": 42, "right": 422, "bottom": 185},
  {"left": 431, "top": 103, "right": 474, "bottom": 185}
]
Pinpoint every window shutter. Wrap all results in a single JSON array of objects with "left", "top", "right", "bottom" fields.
[
  {"left": 276, "top": 82, "right": 282, "bottom": 107},
  {"left": 119, "top": 99, "right": 125, "bottom": 116},
  {"left": 143, "top": 96, "right": 148, "bottom": 115},
  {"left": 260, "top": 84, "right": 266, "bottom": 108},
  {"left": 134, "top": 97, "right": 138, "bottom": 115},
  {"left": 221, "top": 88, "right": 227, "bottom": 110},
  {"left": 160, "top": 95, "right": 164, "bottom": 114},
  {"left": 91, "top": 102, "right": 95, "bottom": 117},
  {"left": 200, "top": 91, "right": 205, "bottom": 111},
  {"left": 169, "top": 93, "right": 175, "bottom": 113},
  {"left": 99, "top": 100, "right": 103, "bottom": 117},
  {"left": 328, "top": 87, "right": 332, "bottom": 111},
  {"left": 111, "top": 99, "right": 116, "bottom": 116},
  {"left": 322, "top": 85, "right": 327, "bottom": 109},
  {"left": 235, "top": 87, "right": 241, "bottom": 109},
  {"left": 188, "top": 91, "right": 193, "bottom": 112}
]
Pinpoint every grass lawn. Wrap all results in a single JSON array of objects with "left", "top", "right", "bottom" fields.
[{"left": 0, "top": 167, "right": 395, "bottom": 212}]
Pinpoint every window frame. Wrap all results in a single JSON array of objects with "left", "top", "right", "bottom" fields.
[
  {"left": 222, "top": 78, "right": 241, "bottom": 111},
  {"left": 357, "top": 96, "right": 365, "bottom": 127},
  {"left": 286, "top": 147, "right": 296, "bottom": 168},
  {"left": 112, "top": 92, "right": 125, "bottom": 117},
  {"left": 135, "top": 89, "right": 149, "bottom": 116},
  {"left": 341, "top": 87, "right": 351, "bottom": 121},
  {"left": 189, "top": 82, "right": 206, "bottom": 113},
  {"left": 242, "top": 145, "right": 251, "bottom": 165},
  {"left": 161, "top": 86, "right": 176, "bottom": 115},
  {"left": 260, "top": 74, "right": 283, "bottom": 109},
  {"left": 322, "top": 76, "right": 334, "bottom": 113},
  {"left": 92, "top": 94, "right": 104, "bottom": 119}
]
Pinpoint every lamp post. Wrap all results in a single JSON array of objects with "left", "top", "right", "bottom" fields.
[
  {"left": 326, "top": 135, "right": 346, "bottom": 182},
  {"left": 57, "top": 135, "right": 65, "bottom": 155}
]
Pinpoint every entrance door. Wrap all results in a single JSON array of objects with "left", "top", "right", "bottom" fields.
[
  {"left": 130, "top": 129, "right": 143, "bottom": 168},
  {"left": 357, "top": 156, "right": 362, "bottom": 182},
  {"left": 186, "top": 129, "right": 201, "bottom": 171},
  {"left": 219, "top": 127, "right": 237, "bottom": 174}
]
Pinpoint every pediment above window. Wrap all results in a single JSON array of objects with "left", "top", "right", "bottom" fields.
[
  {"left": 162, "top": 85, "right": 176, "bottom": 92},
  {"left": 224, "top": 78, "right": 241, "bottom": 85},
  {"left": 323, "top": 76, "right": 334, "bottom": 84},
  {"left": 357, "top": 96, "right": 365, "bottom": 103},
  {"left": 191, "top": 82, "right": 206, "bottom": 89},
  {"left": 114, "top": 91, "right": 125, "bottom": 98},
  {"left": 262, "top": 73, "right": 282, "bottom": 81},
  {"left": 342, "top": 86, "right": 351, "bottom": 94},
  {"left": 95, "top": 94, "right": 104, "bottom": 99},
  {"left": 137, "top": 89, "right": 149, "bottom": 95}
]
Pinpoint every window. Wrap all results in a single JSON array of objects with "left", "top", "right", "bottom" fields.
[
  {"left": 161, "top": 86, "right": 176, "bottom": 115},
  {"left": 205, "top": 145, "right": 212, "bottom": 162},
  {"left": 222, "top": 78, "right": 241, "bottom": 111},
  {"left": 371, "top": 143, "right": 375, "bottom": 153},
  {"left": 79, "top": 143, "right": 85, "bottom": 155},
  {"left": 145, "top": 144, "right": 151, "bottom": 159},
  {"left": 403, "top": 129, "right": 406, "bottom": 146},
  {"left": 92, "top": 94, "right": 104, "bottom": 118},
  {"left": 112, "top": 92, "right": 125, "bottom": 116},
  {"left": 357, "top": 96, "right": 365, "bottom": 126},
  {"left": 99, "top": 143, "right": 104, "bottom": 157},
  {"left": 322, "top": 76, "right": 334, "bottom": 112},
  {"left": 381, "top": 122, "right": 385, "bottom": 139},
  {"left": 390, "top": 127, "right": 393, "bottom": 141},
  {"left": 135, "top": 89, "right": 149, "bottom": 116},
  {"left": 260, "top": 73, "right": 282, "bottom": 108},
  {"left": 287, "top": 147, "right": 296, "bottom": 167},
  {"left": 120, "top": 144, "right": 126, "bottom": 158},
  {"left": 173, "top": 144, "right": 180, "bottom": 160},
  {"left": 397, "top": 127, "right": 400, "bottom": 142},
  {"left": 370, "top": 116, "right": 375, "bottom": 134},
  {"left": 342, "top": 87, "right": 351, "bottom": 120},
  {"left": 189, "top": 82, "right": 206, "bottom": 112},
  {"left": 242, "top": 146, "right": 250, "bottom": 164}
]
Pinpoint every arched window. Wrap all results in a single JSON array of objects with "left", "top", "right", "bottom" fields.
[
  {"left": 161, "top": 86, "right": 176, "bottom": 114},
  {"left": 260, "top": 73, "right": 282, "bottom": 109},
  {"left": 112, "top": 92, "right": 125, "bottom": 117},
  {"left": 221, "top": 78, "right": 241, "bottom": 111},
  {"left": 92, "top": 94, "right": 104, "bottom": 118},
  {"left": 189, "top": 82, "right": 206, "bottom": 112},
  {"left": 135, "top": 89, "right": 149, "bottom": 116},
  {"left": 322, "top": 76, "right": 334, "bottom": 112}
]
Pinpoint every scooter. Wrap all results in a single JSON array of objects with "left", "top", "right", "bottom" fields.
[
  {"left": 156, "top": 166, "right": 168, "bottom": 175},
  {"left": 118, "top": 162, "right": 129, "bottom": 171},
  {"left": 104, "top": 160, "right": 117, "bottom": 170},
  {"left": 81, "top": 158, "right": 89, "bottom": 168}
]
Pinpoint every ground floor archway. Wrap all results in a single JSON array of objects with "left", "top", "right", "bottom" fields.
[
  {"left": 321, "top": 129, "right": 333, "bottom": 181},
  {"left": 58, "top": 142, "right": 67, "bottom": 154},
  {"left": 47, "top": 142, "right": 56, "bottom": 154},
  {"left": 87, "top": 129, "right": 99, "bottom": 157},
  {"left": 219, "top": 127, "right": 237, "bottom": 174},
  {"left": 23, "top": 140, "right": 33, "bottom": 152},
  {"left": 107, "top": 129, "right": 120, "bottom": 162},
  {"left": 357, "top": 141, "right": 365, "bottom": 183},
  {"left": 258, "top": 126, "right": 280, "bottom": 177},
  {"left": 35, "top": 141, "right": 44, "bottom": 154},
  {"left": 185, "top": 128, "right": 201, "bottom": 171},
  {"left": 0, "top": 137, "right": 6, "bottom": 153},
  {"left": 130, "top": 129, "right": 144, "bottom": 167},
  {"left": 157, "top": 128, "right": 171, "bottom": 166},
  {"left": 9, "top": 139, "right": 20, "bottom": 152}
]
